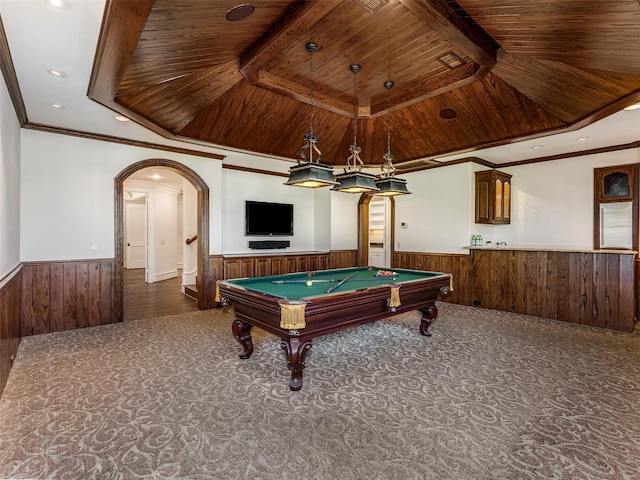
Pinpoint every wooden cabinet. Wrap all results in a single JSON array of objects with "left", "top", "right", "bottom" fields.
[
  {"left": 593, "top": 163, "right": 639, "bottom": 250},
  {"left": 475, "top": 170, "right": 512, "bottom": 224}
]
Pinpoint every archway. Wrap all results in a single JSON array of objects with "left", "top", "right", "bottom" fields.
[
  {"left": 115, "top": 159, "right": 210, "bottom": 321},
  {"left": 358, "top": 194, "right": 396, "bottom": 267}
]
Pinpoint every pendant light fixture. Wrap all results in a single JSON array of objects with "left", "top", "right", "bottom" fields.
[
  {"left": 332, "top": 64, "right": 379, "bottom": 194},
  {"left": 285, "top": 42, "right": 338, "bottom": 188},
  {"left": 375, "top": 81, "right": 411, "bottom": 196}
]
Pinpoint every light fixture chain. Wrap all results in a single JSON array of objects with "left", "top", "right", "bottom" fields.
[
  {"left": 352, "top": 67, "right": 358, "bottom": 147},
  {"left": 386, "top": 86, "right": 391, "bottom": 155},
  {"left": 309, "top": 47, "right": 314, "bottom": 137}
]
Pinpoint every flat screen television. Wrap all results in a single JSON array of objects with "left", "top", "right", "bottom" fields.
[{"left": 245, "top": 201, "right": 294, "bottom": 236}]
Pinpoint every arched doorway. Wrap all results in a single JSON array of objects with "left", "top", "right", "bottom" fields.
[
  {"left": 114, "top": 159, "right": 210, "bottom": 321},
  {"left": 358, "top": 194, "right": 396, "bottom": 267}
]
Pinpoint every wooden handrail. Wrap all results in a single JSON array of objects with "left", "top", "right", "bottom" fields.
[{"left": 186, "top": 235, "right": 197, "bottom": 245}]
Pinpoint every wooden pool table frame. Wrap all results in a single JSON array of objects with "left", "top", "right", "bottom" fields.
[{"left": 217, "top": 268, "right": 451, "bottom": 391}]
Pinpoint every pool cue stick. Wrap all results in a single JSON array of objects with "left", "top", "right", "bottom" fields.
[
  {"left": 327, "top": 271, "right": 359, "bottom": 293},
  {"left": 272, "top": 279, "right": 338, "bottom": 284}
]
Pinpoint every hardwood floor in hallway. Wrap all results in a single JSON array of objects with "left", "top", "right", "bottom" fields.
[{"left": 124, "top": 268, "right": 198, "bottom": 321}]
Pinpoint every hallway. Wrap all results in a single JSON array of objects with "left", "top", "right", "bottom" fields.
[{"left": 123, "top": 269, "right": 198, "bottom": 321}]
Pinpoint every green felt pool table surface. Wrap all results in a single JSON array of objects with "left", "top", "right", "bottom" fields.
[{"left": 222, "top": 266, "right": 445, "bottom": 300}]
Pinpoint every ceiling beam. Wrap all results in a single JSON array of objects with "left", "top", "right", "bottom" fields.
[
  {"left": 398, "top": 0, "right": 496, "bottom": 68},
  {"left": 369, "top": 62, "right": 487, "bottom": 116},
  {"left": 88, "top": 0, "right": 154, "bottom": 103},
  {"left": 253, "top": 70, "right": 354, "bottom": 117},
  {"left": 239, "top": 0, "right": 342, "bottom": 83}
]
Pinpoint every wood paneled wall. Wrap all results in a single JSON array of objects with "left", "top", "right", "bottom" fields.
[
  {"left": 471, "top": 249, "right": 636, "bottom": 332},
  {"left": 393, "top": 249, "right": 636, "bottom": 332},
  {"left": 393, "top": 252, "right": 473, "bottom": 306},
  {"left": 330, "top": 250, "right": 359, "bottom": 269},
  {"left": 0, "top": 266, "right": 22, "bottom": 396},
  {"left": 222, "top": 250, "right": 358, "bottom": 280},
  {"left": 14, "top": 248, "right": 635, "bottom": 348},
  {"left": 21, "top": 260, "right": 116, "bottom": 336},
  {"left": 206, "top": 255, "right": 225, "bottom": 309}
]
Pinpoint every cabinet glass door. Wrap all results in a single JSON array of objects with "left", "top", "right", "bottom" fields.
[{"left": 600, "top": 202, "right": 633, "bottom": 250}]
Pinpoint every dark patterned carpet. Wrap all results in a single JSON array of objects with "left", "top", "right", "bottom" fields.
[{"left": 1, "top": 303, "right": 639, "bottom": 479}]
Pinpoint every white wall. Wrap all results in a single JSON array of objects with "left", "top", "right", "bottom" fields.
[
  {"left": 479, "top": 149, "right": 640, "bottom": 249},
  {"left": 182, "top": 178, "right": 198, "bottom": 284},
  {"left": 394, "top": 149, "right": 640, "bottom": 254},
  {"left": 17, "top": 125, "right": 640, "bottom": 264},
  {"left": 150, "top": 185, "right": 179, "bottom": 282},
  {"left": 396, "top": 163, "right": 475, "bottom": 254},
  {"left": 330, "top": 190, "right": 359, "bottom": 250},
  {"left": 0, "top": 73, "right": 21, "bottom": 276},
  {"left": 20, "top": 129, "right": 223, "bottom": 261},
  {"left": 221, "top": 167, "right": 318, "bottom": 254}
]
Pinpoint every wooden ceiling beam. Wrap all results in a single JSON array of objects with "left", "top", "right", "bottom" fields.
[
  {"left": 369, "top": 63, "right": 489, "bottom": 117},
  {"left": 371, "top": 63, "right": 491, "bottom": 118},
  {"left": 239, "top": 0, "right": 343, "bottom": 84},
  {"left": 398, "top": 0, "right": 496, "bottom": 68},
  {"left": 88, "top": 0, "right": 154, "bottom": 103},
  {"left": 253, "top": 70, "right": 354, "bottom": 117}
]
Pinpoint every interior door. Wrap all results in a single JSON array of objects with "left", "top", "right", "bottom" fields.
[{"left": 125, "top": 202, "right": 147, "bottom": 269}]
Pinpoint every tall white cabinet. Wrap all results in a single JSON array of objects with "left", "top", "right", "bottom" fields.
[{"left": 368, "top": 196, "right": 391, "bottom": 267}]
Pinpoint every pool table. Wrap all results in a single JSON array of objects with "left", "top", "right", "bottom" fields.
[{"left": 216, "top": 266, "right": 452, "bottom": 391}]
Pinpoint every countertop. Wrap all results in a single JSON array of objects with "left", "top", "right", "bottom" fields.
[{"left": 465, "top": 245, "right": 637, "bottom": 255}]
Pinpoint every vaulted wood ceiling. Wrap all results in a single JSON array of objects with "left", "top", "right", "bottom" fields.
[{"left": 89, "top": 0, "right": 640, "bottom": 169}]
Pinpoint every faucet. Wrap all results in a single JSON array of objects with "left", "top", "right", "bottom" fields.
[{"left": 496, "top": 241, "right": 507, "bottom": 247}]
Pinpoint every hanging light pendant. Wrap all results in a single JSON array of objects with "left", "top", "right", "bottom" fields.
[
  {"left": 285, "top": 42, "right": 338, "bottom": 188},
  {"left": 375, "top": 81, "right": 411, "bottom": 196},
  {"left": 332, "top": 64, "right": 379, "bottom": 194}
]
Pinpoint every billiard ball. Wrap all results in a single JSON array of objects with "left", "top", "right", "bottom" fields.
[{"left": 306, "top": 280, "right": 313, "bottom": 286}]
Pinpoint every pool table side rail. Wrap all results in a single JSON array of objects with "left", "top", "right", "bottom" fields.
[{"left": 217, "top": 273, "right": 451, "bottom": 340}]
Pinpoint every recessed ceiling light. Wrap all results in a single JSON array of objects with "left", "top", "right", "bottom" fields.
[
  {"left": 623, "top": 102, "right": 640, "bottom": 111},
  {"left": 226, "top": 4, "right": 255, "bottom": 21},
  {"left": 51, "top": 103, "right": 63, "bottom": 109},
  {"left": 531, "top": 145, "right": 542, "bottom": 149},
  {"left": 577, "top": 137, "right": 589, "bottom": 142},
  {"left": 114, "top": 115, "right": 130, "bottom": 122},
  {"left": 47, "top": 68, "right": 67, "bottom": 78},
  {"left": 45, "top": 0, "right": 71, "bottom": 9}
]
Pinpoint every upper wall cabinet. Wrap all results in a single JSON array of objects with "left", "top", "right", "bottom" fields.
[
  {"left": 475, "top": 170, "right": 512, "bottom": 224},
  {"left": 594, "top": 163, "right": 639, "bottom": 251}
]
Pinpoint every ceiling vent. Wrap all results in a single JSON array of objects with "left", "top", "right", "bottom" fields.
[
  {"left": 353, "top": 0, "right": 388, "bottom": 13},
  {"left": 436, "top": 51, "right": 466, "bottom": 69}
]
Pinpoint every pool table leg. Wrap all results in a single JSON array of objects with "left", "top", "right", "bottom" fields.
[
  {"left": 419, "top": 304, "right": 439, "bottom": 336},
  {"left": 280, "top": 338, "right": 313, "bottom": 391},
  {"left": 232, "top": 319, "right": 254, "bottom": 359}
]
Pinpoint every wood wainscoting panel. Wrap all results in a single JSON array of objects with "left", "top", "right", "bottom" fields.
[
  {"left": 330, "top": 250, "right": 358, "bottom": 269},
  {"left": 206, "top": 255, "right": 225, "bottom": 309},
  {"left": 393, "top": 252, "right": 473, "bottom": 306},
  {"left": 222, "top": 253, "right": 337, "bottom": 281},
  {"left": 21, "top": 260, "right": 116, "bottom": 336},
  {"left": 471, "top": 250, "right": 636, "bottom": 332},
  {"left": 0, "top": 265, "right": 22, "bottom": 396}
]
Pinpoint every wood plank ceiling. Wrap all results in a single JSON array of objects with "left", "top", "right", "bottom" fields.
[{"left": 89, "top": 0, "right": 640, "bottom": 169}]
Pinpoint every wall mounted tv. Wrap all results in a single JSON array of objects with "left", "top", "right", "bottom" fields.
[{"left": 245, "top": 201, "right": 294, "bottom": 236}]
